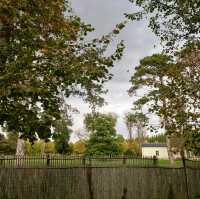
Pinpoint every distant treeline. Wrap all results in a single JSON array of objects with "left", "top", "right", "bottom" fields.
[
  {"left": 146, "top": 134, "right": 166, "bottom": 143},
  {"left": 0, "top": 132, "right": 166, "bottom": 156}
]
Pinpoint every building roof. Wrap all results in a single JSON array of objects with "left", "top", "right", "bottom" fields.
[{"left": 141, "top": 143, "right": 167, "bottom": 148}]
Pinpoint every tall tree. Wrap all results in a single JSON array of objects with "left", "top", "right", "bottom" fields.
[
  {"left": 53, "top": 118, "right": 72, "bottom": 154},
  {"left": 126, "top": 0, "right": 200, "bottom": 50},
  {"left": 125, "top": 111, "right": 148, "bottom": 149},
  {"left": 167, "top": 42, "right": 200, "bottom": 156},
  {"left": 129, "top": 54, "right": 177, "bottom": 163},
  {"left": 124, "top": 112, "right": 135, "bottom": 142},
  {"left": 0, "top": 0, "right": 125, "bottom": 153},
  {"left": 84, "top": 113, "right": 123, "bottom": 156},
  {"left": 132, "top": 112, "right": 148, "bottom": 146},
  {"left": 147, "top": 134, "right": 166, "bottom": 143},
  {"left": 129, "top": 47, "right": 200, "bottom": 161}
]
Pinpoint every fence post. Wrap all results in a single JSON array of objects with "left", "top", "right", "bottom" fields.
[
  {"left": 89, "top": 156, "right": 92, "bottom": 166},
  {"left": 82, "top": 156, "right": 86, "bottom": 166},
  {"left": 153, "top": 156, "right": 158, "bottom": 166},
  {"left": 46, "top": 154, "right": 50, "bottom": 167},
  {"left": 182, "top": 152, "right": 190, "bottom": 199},
  {"left": 123, "top": 155, "right": 127, "bottom": 165},
  {"left": 0, "top": 155, "right": 4, "bottom": 167}
]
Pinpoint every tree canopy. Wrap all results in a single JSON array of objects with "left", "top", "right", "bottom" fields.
[
  {"left": 129, "top": 43, "right": 200, "bottom": 155},
  {"left": 126, "top": 0, "right": 200, "bottom": 50},
  {"left": 0, "top": 133, "right": 17, "bottom": 154},
  {"left": 84, "top": 113, "right": 123, "bottom": 156},
  {"left": 0, "top": 0, "right": 125, "bottom": 142},
  {"left": 124, "top": 111, "right": 148, "bottom": 140},
  {"left": 53, "top": 118, "right": 72, "bottom": 154},
  {"left": 147, "top": 134, "right": 166, "bottom": 143}
]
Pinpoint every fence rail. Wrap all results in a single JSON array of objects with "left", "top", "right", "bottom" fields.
[
  {"left": 0, "top": 154, "right": 199, "bottom": 168},
  {"left": 185, "top": 159, "right": 200, "bottom": 169},
  {"left": 0, "top": 154, "right": 158, "bottom": 168}
]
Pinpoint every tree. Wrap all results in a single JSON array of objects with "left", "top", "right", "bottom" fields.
[
  {"left": 131, "top": 112, "right": 148, "bottom": 146},
  {"left": 84, "top": 113, "right": 123, "bottom": 156},
  {"left": 124, "top": 112, "right": 135, "bottom": 141},
  {"left": 129, "top": 47, "right": 200, "bottom": 161},
  {"left": 167, "top": 42, "right": 200, "bottom": 156},
  {"left": 124, "top": 111, "right": 148, "bottom": 150},
  {"left": 126, "top": 0, "right": 200, "bottom": 159},
  {"left": 0, "top": 0, "right": 125, "bottom": 153},
  {"left": 26, "top": 140, "right": 56, "bottom": 155},
  {"left": 126, "top": 0, "right": 200, "bottom": 50},
  {"left": 53, "top": 118, "right": 72, "bottom": 154},
  {"left": 129, "top": 54, "right": 177, "bottom": 164},
  {"left": 122, "top": 139, "right": 141, "bottom": 156},
  {"left": 73, "top": 140, "right": 86, "bottom": 154},
  {"left": 147, "top": 134, "right": 166, "bottom": 143},
  {"left": 0, "top": 133, "right": 17, "bottom": 154}
]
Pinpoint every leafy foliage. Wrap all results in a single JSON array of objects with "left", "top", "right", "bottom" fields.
[
  {"left": 147, "top": 134, "right": 166, "bottom": 143},
  {"left": 174, "top": 42, "right": 200, "bottom": 155},
  {"left": 26, "top": 140, "right": 56, "bottom": 155},
  {"left": 84, "top": 113, "right": 123, "bottom": 156},
  {"left": 123, "top": 140, "right": 141, "bottom": 156},
  {"left": 73, "top": 140, "right": 86, "bottom": 154},
  {"left": 0, "top": 0, "right": 125, "bottom": 142},
  {"left": 124, "top": 111, "right": 148, "bottom": 152},
  {"left": 53, "top": 118, "right": 72, "bottom": 154},
  {"left": 126, "top": 0, "right": 200, "bottom": 50},
  {"left": 0, "top": 133, "right": 17, "bottom": 154},
  {"left": 129, "top": 43, "right": 200, "bottom": 155},
  {"left": 124, "top": 112, "right": 135, "bottom": 140},
  {"left": 129, "top": 53, "right": 174, "bottom": 130}
]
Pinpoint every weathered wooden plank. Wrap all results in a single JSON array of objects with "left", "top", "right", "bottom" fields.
[{"left": 0, "top": 167, "right": 199, "bottom": 199}]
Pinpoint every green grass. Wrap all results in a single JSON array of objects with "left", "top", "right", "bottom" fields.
[{"left": 157, "top": 159, "right": 183, "bottom": 168}]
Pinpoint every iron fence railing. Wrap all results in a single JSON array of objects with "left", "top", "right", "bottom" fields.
[
  {"left": 0, "top": 154, "right": 199, "bottom": 168},
  {"left": 185, "top": 159, "right": 200, "bottom": 169},
  {"left": 0, "top": 154, "right": 158, "bottom": 168}
]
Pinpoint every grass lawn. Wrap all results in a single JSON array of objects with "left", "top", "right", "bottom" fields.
[{"left": 157, "top": 159, "right": 183, "bottom": 168}]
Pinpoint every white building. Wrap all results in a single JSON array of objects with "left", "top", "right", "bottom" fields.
[{"left": 142, "top": 143, "right": 169, "bottom": 159}]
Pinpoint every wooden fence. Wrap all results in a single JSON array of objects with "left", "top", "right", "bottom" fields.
[
  {"left": 0, "top": 155, "right": 200, "bottom": 199},
  {"left": 0, "top": 167, "right": 200, "bottom": 199}
]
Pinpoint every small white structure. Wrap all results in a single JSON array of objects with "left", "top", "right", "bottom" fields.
[{"left": 142, "top": 143, "right": 169, "bottom": 159}]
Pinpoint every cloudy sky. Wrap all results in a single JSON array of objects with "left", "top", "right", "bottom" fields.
[{"left": 69, "top": 0, "right": 162, "bottom": 141}]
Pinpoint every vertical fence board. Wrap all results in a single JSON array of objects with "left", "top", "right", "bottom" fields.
[{"left": 0, "top": 156, "right": 200, "bottom": 199}]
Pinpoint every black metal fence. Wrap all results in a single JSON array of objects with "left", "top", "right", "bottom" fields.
[
  {"left": 0, "top": 154, "right": 159, "bottom": 168},
  {"left": 185, "top": 159, "right": 200, "bottom": 169},
  {"left": 0, "top": 154, "right": 199, "bottom": 168}
]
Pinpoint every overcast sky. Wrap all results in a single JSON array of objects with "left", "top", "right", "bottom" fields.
[{"left": 69, "top": 0, "right": 162, "bottom": 141}]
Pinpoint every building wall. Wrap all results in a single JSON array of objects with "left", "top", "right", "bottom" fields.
[{"left": 142, "top": 147, "right": 169, "bottom": 159}]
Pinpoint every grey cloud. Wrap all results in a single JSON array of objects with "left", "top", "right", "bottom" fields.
[{"left": 69, "top": 0, "right": 161, "bottom": 141}]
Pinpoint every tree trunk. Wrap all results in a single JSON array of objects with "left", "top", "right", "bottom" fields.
[
  {"left": 166, "top": 135, "right": 175, "bottom": 165},
  {"left": 16, "top": 137, "right": 25, "bottom": 156},
  {"left": 16, "top": 137, "right": 25, "bottom": 167},
  {"left": 40, "top": 141, "right": 46, "bottom": 155},
  {"left": 0, "top": 17, "right": 6, "bottom": 46},
  {"left": 128, "top": 128, "right": 133, "bottom": 149},
  {"left": 160, "top": 76, "right": 175, "bottom": 165},
  {"left": 137, "top": 126, "right": 141, "bottom": 149}
]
